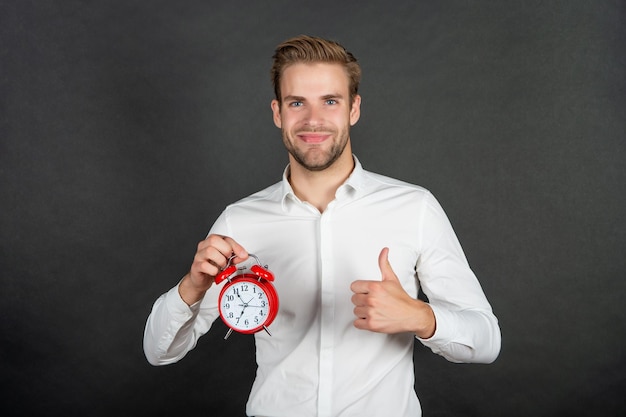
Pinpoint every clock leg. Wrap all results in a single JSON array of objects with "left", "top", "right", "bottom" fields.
[{"left": 224, "top": 328, "right": 234, "bottom": 340}]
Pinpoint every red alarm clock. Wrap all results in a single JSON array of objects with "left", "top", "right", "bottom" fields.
[{"left": 214, "top": 253, "right": 279, "bottom": 339}]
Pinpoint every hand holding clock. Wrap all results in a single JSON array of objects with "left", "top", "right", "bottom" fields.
[
  {"left": 179, "top": 234, "right": 249, "bottom": 306},
  {"left": 350, "top": 248, "right": 436, "bottom": 339}
]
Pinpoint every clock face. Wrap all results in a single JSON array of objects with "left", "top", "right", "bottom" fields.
[{"left": 218, "top": 277, "right": 274, "bottom": 333}]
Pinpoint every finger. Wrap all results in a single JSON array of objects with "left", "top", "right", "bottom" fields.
[
  {"left": 203, "top": 235, "right": 246, "bottom": 264},
  {"left": 203, "top": 234, "right": 233, "bottom": 255},
  {"left": 194, "top": 236, "right": 236, "bottom": 276},
  {"left": 350, "top": 280, "right": 371, "bottom": 294},
  {"left": 223, "top": 236, "right": 248, "bottom": 263},
  {"left": 353, "top": 318, "right": 365, "bottom": 330},
  {"left": 193, "top": 256, "right": 221, "bottom": 277},
  {"left": 197, "top": 238, "right": 228, "bottom": 266},
  {"left": 353, "top": 305, "right": 368, "bottom": 319},
  {"left": 378, "top": 247, "right": 399, "bottom": 282},
  {"left": 353, "top": 317, "right": 371, "bottom": 331},
  {"left": 192, "top": 245, "right": 226, "bottom": 277},
  {"left": 351, "top": 293, "right": 368, "bottom": 307}
]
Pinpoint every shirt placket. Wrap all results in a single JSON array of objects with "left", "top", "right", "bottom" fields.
[{"left": 317, "top": 201, "right": 335, "bottom": 417}]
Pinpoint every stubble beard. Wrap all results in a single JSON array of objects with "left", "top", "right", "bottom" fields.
[{"left": 282, "top": 126, "right": 350, "bottom": 172}]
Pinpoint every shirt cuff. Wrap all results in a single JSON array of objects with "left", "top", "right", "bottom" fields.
[
  {"left": 416, "top": 303, "right": 456, "bottom": 346},
  {"left": 164, "top": 283, "right": 201, "bottom": 322}
]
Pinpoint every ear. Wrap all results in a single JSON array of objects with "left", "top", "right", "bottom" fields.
[
  {"left": 271, "top": 99, "right": 282, "bottom": 128},
  {"left": 349, "top": 94, "right": 361, "bottom": 126}
]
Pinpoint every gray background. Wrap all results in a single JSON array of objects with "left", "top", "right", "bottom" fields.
[{"left": 1, "top": 1, "right": 625, "bottom": 416}]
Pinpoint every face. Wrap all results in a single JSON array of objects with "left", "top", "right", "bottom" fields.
[{"left": 271, "top": 63, "right": 361, "bottom": 172}]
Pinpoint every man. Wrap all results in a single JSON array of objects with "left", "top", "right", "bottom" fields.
[{"left": 144, "top": 35, "right": 501, "bottom": 417}]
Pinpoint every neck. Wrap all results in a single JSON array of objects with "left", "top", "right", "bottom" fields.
[{"left": 288, "top": 151, "right": 354, "bottom": 213}]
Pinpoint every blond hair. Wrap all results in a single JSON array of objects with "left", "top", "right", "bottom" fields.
[{"left": 271, "top": 35, "right": 361, "bottom": 105}]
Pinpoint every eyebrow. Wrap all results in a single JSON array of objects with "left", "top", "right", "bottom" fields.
[
  {"left": 283, "top": 95, "right": 306, "bottom": 102},
  {"left": 283, "top": 93, "right": 345, "bottom": 102},
  {"left": 322, "top": 93, "right": 344, "bottom": 101}
]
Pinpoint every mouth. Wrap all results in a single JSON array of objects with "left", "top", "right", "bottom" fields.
[{"left": 297, "top": 133, "right": 331, "bottom": 144}]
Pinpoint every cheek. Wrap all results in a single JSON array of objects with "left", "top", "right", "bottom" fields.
[{"left": 285, "top": 117, "right": 306, "bottom": 132}]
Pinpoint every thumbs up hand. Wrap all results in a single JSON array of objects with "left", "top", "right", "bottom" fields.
[{"left": 350, "top": 248, "right": 436, "bottom": 338}]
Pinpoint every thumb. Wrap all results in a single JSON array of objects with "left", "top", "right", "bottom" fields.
[{"left": 378, "top": 247, "right": 399, "bottom": 282}]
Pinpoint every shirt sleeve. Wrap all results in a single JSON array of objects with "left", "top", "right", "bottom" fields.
[
  {"left": 143, "top": 281, "right": 222, "bottom": 365},
  {"left": 415, "top": 192, "right": 501, "bottom": 364},
  {"left": 143, "top": 212, "right": 229, "bottom": 366}
]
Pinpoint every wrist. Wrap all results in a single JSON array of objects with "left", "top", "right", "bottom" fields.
[
  {"left": 413, "top": 301, "right": 436, "bottom": 339},
  {"left": 178, "top": 273, "right": 210, "bottom": 306}
]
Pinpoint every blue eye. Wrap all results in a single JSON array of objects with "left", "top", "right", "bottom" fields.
[
  {"left": 290, "top": 101, "right": 303, "bottom": 107},
  {"left": 325, "top": 99, "right": 337, "bottom": 105}
]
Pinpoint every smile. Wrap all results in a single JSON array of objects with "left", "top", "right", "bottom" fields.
[{"left": 297, "top": 133, "right": 331, "bottom": 144}]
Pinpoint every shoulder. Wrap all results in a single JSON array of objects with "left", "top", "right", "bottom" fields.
[
  {"left": 224, "top": 181, "right": 284, "bottom": 212},
  {"left": 356, "top": 169, "right": 449, "bottom": 219},
  {"left": 361, "top": 169, "right": 432, "bottom": 199}
]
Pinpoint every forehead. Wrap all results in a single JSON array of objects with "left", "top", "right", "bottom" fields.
[{"left": 280, "top": 62, "right": 350, "bottom": 98}]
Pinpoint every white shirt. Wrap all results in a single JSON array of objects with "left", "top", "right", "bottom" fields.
[{"left": 144, "top": 157, "right": 501, "bottom": 417}]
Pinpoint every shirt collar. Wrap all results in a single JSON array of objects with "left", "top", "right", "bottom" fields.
[{"left": 280, "top": 155, "right": 366, "bottom": 212}]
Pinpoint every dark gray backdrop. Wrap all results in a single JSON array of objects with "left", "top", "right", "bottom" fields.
[{"left": 1, "top": 1, "right": 625, "bottom": 416}]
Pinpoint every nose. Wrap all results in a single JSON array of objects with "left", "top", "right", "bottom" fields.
[{"left": 303, "top": 103, "right": 323, "bottom": 128}]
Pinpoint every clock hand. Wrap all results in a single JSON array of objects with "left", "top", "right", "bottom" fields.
[
  {"left": 235, "top": 296, "right": 256, "bottom": 308},
  {"left": 235, "top": 307, "right": 246, "bottom": 323},
  {"left": 237, "top": 293, "right": 251, "bottom": 307},
  {"left": 234, "top": 294, "right": 256, "bottom": 321},
  {"left": 242, "top": 294, "right": 266, "bottom": 308}
]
